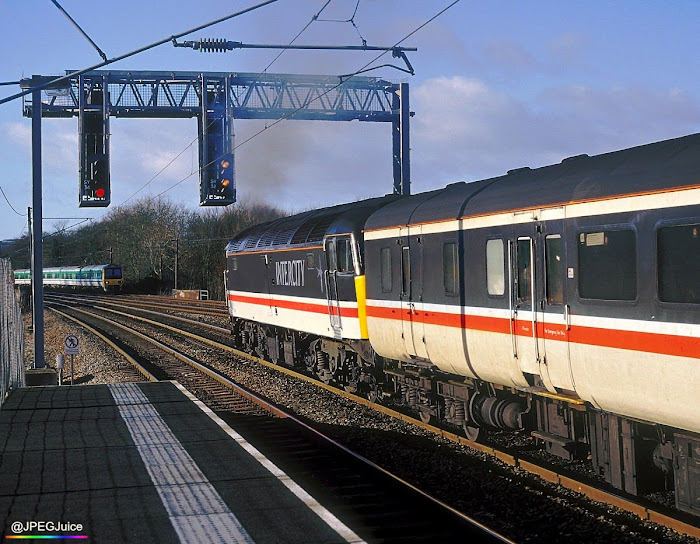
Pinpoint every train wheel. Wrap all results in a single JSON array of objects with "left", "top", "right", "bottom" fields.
[{"left": 419, "top": 411, "right": 432, "bottom": 424}]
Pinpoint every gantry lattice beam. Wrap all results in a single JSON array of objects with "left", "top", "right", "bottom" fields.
[{"left": 23, "top": 70, "right": 399, "bottom": 122}]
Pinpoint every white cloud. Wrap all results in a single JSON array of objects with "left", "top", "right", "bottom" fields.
[
  {"left": 410, "top": 75, "right": 700, "bottom": 192},
  {"left": 1, "top": 122, "right": 31, "bottom": 147}
]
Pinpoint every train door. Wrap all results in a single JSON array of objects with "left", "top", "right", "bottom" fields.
[
  {"left": 262, "top": 254, "right": 275, "bottom": 317},
  {"left": 400, "top": 226, "right": 429, "bottom": 359},
  {"left": 537, "top": 220, "right": 574, "bottom": 392},
  {"left": 509, "top": 227, "right": 556, "bottom": 392},
  {"left": 324, "top": 236, "right": 353, "bottom": 339}
]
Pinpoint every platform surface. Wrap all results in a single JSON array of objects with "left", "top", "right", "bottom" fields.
[{"left": 0, "top": 381, "right": 363, "bottom": 543}]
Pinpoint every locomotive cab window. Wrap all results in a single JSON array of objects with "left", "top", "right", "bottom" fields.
[
  {"left": 657, "top": 223, "right": 700, "bottom": 304},
  {"left": 443, "top": 242, "right": 458, "bottom": 296},
  {"left": 486, "top": 239, "right": 505, "bottom": 296},
  {"left": 578, "top": 229, "right": 636, "bottom": 301},
  {"left": 336, "top": 238, "right": 353, "bottom": 273}
]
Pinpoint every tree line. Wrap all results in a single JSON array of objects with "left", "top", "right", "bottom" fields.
[{"left": 3, "top": 198, "right": 283, "bottom": 300}]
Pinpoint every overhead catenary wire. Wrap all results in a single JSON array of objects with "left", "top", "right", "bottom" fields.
[
  {"left": 0, "top": 0, "right": 280, "bottom": 107},
  {"left": 0, "top": 186, "right": 24, "bottom": 216},
  {"left": 50, "top": 0, "right": 108, "bottom": 61},
  {"left": 315, "top": 0, "right": 367, "bottom": 45}
]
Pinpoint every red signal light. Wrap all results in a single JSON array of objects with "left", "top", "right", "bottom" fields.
[{"left": 96, "top": 188, "right": 105, "bottom": 198}]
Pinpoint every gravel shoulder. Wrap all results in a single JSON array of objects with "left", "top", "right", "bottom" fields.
[{"left": 23, "top": 310, "right": 135, "bottom": 385}]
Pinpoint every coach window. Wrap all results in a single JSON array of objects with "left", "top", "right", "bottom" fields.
[
  {"left": 657, "top": 223, "right": 700, "bottom": 304},
  {"left": 545, "top": 235, "right": 564, "bottom": 305},
  {"left": 443, "top": 242, "right": 459, "bottom": 296},
  {"left": 306, "top": 253, "right": 315, "bottom": 269},
  {"left": 578, "top": 229, "right": 636, "bottom": 300},
  {"left": 231, "top": 258, "right": 238, "bottom": 271},
  {"left": 486, "top": 239, "right": 505, "bottom": 296},
  {"left": 380, "top": 247, "right": 392, "bottom": 292}
]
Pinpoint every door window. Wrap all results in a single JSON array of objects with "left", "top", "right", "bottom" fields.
[
  {"left": 401, "top": 246, "right": 411, "bottom": 296},
  {"left": 443, "top": 242, "right": 458, "bottom": 296},
  {"left": 545, "top": 236, "right": 563, "bottom": 305},
  {"left": 657, "top": 223, "right": 700, "bottom": 304},
  {"left": 516, "top": 238, "right": 532, "bottom": 302}
]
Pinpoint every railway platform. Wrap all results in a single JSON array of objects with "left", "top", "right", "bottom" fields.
[{"left": 0, "top": 381, "right": 363, "bottom": 543}]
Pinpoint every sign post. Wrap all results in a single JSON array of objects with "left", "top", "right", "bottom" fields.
[{"left": 64, "top": 334, "right": 80, "bottom": 385}]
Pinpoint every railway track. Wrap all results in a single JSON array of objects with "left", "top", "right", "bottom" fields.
[
  {"left": 45, "top": 294, "right": 700, "bottom": 542},
  {"left": 45, "top": 297, "right": 510, "bottom": 543}
]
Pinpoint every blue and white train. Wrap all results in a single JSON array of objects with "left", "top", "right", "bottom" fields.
[{"left": 13, "top": 264, "right": 124, "bottom": 292}]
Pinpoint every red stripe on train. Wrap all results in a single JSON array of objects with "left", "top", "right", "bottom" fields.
[
  {"left": 366, "top": 305, "right": 699, "bottom": 359},
  {"left": 228, "top": 293, "right": 359, "bottom": 319}
]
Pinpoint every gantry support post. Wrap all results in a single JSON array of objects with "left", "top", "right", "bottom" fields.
[
  {"left": 392, "top": 82, "right": 410, "bottom": 195},
  {"left": 31, "top": 81, "right": 45, "bottom": 369}
]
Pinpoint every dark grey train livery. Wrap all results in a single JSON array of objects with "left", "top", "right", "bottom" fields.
[
  {"left": 226, "top": 133, "right": 700, "bottom": 515},
  {"left": 225, "top": 196, "right": 399, "bottom": 386}
]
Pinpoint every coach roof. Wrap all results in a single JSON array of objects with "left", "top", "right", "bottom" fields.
[{"left": 364, "top": 132, "right": 699, "bottom": 231}]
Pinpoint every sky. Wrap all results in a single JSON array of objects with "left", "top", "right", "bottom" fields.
[{"left": 0, "top": 0, "right": 698, "bottom": 243}]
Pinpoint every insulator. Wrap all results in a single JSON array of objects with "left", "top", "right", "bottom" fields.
[{"left": 199, "top": 38, "right": 230, "bottom": 53}]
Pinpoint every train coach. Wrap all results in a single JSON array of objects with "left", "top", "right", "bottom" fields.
[
  {"left": 225, "top": 133, "right": 699, "bottom": 515},
  {"left": 13, "top": 264, "right": 124, "bottom": 292}
]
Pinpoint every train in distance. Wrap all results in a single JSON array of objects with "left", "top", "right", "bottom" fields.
[{"left": 13, "top": 264, "right": 124, "bottom": 293}]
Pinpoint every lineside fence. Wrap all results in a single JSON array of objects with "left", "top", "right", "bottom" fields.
[{"left": 0, "top": 258, "right": 25, "bottom": 406}]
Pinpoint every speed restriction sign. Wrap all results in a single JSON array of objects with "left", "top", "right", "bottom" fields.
[{"left": 64, "top": 334, "right": 80, "bottom": 355}]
